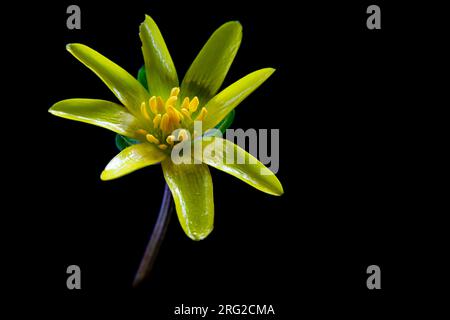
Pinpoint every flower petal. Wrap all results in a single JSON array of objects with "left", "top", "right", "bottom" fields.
[
  {"left": 181, "top": 21, "right": 242, "bottom": 105},
  {"left": 66, "top": 43, "right": 150, "bottom": 116},
  {"left": 139, "top": 15, "right": 178, "bottom": 98},
  {"left": 198, "top": 137, "right": 283, "bottom": 196},
  {"left": 101, "top": 143, "right": 167, "bottom": 180},
  {"left": 202, "top": 68, "right": 275, "bottom": 130},
  {"left": 161, "top": 159, "right": 214, "bottom": 240},
  {"left": 49, "top": 99, "right": 143, "bottom": 138}
]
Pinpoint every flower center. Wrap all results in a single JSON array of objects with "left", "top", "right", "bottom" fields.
[{"left": 135, "top": 87, "right": 208, "bottom": 150}]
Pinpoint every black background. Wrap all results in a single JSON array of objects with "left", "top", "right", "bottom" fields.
[{"left": 7, "top": 0, "right": 447, "bottom": 317}]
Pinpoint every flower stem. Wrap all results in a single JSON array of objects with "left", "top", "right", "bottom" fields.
[{"left": 133, "top": 183, "right": 173, "bottom": 287}]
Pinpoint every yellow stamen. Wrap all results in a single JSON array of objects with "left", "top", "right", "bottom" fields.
[
  {"left": 176, "top": 109, "right": 184, "bottom": 121},
  {"left": 181, "top": 108, "right": 191, "bottom": 120},
  {"left": 136, "top": 129, "right": 148, "bottom": 135},
  {"left": 165, "top": 95, "right": 178, "bottom": 109},
  {"left": 141, "top": 102, "right": 150, "bottom": 120},
  {"left": 158, "top": 144, "right": 168, "bottom": 150},
  {"left": 146, "top": 134, "right": 160, "bottom": 144},
  {"left": 157, "top": 97, "right": 165, "bottom": 113},
  {"left": 181, "top": 97, "right": 190, "bottom": 109},
  {"left": 149, "top": 96, "right": 158, "bottom": 114},
  {"left": 170, "top": 87, "right": 180, "bottom": 97},
  {"left": 153, "top": 114, "right": 161, "bottom": 128},
  {"left": 167, "top": 106, "right": 180, "bottom": 123},
  {"left": 189, "top": 96, "right": 199, "bottom": 113},
  {"left": 141, "top": 89, "right": 207, "bottom": 137},
  {"left": 166, "top": 135, "right": 175, "bottom": 145},
  {"left": 196, "top": 107, "right": 208, "bottom": 121},
  {"left": 160, "top": 113, "right": 170, "bottom": 133}
]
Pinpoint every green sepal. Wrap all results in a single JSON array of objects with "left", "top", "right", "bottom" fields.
[
  {"left": 115, "top": 134, "right": 140, "bottom": 151},
  {"left": 137, "top": 65, "right": 148, "bottom": 90}
]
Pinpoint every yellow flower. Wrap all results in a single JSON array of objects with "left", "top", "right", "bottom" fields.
[{"left": 49, "top": 15, "right": 283, "bottom": 240}]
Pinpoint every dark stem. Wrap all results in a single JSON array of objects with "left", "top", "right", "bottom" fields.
[{"left": 133, "top": 183, "right": 173, "bottom": 287}]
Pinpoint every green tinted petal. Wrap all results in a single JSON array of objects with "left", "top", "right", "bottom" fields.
[
  {"left": 101, "top": 143, "right": 167, "bottom": 180},
  {"left": 49, "top": 99, "right": 142, "bottom": 138},
  {"left": 202, "top": 68, "right": 275, "bottom": 130},
  {"left": 198, "top": 137, "right": 283, "bottom": 196},
  {"left": 66, "top": 44, "right": 150, "bottom": 116},
  {"left": 139, "top": 15, "right": 178, "bottom": 98},
  {"left": 214, "top": 109, "right": 235, "bottom": 134},
  {"left": 161, "top": 159, "right": 214, "bottom": 240},
  {"left": 181, "top": 21, "right": 242, "bottom": 104}
]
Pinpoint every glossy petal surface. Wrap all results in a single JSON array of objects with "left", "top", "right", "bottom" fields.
[
  {"left": 181, "top": 21, "right": 242, "bottom": 104},
  {"left": 202, "top": 68, "right": 275, "bottom": 130},
  {"left": 101, "top": 143, "right": 167, "bottom": 180},
  {"left": 66, "top": 44, "right": 149, "bottom": 116},
  {"left": 139, "top": 15, "right": 178, "bottom": 98},
  {"left": 49, "top": 99, "right": 142, "bottom": 138},
  {"left": 199, "top": 137, "right": 283, "bottom": 196},
  {"left": 162, "top": 159, "right": 214, "bottom": 240}
]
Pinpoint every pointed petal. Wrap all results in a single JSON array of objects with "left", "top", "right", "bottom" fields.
[
  {"left": 101, "top": 143, "right": 167, "bottom": 180},
  {"left": 139, "top": 15, "right": 178, "bottom": 98},
  {"left": 199, "top": 137, "right": 283, "bottom": 196},
  {"left": 202, "top": 68, "right": 275, "bottom": 130},
  {"left": 161, "top": 159, "right": 214, "bottom": 240},
  {"left": 49, "top": 99, "right": 143, "bottom": 138},
  {"left": 66, "top": 43, "right": 150, "bottom": 116},
  {"left": 181, "top": 21, "right": 242, "bottom": 104}
]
